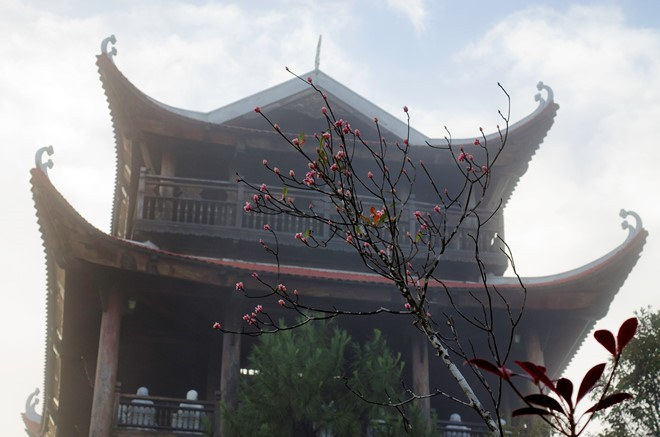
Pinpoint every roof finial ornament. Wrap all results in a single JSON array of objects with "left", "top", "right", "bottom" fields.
[
  {"left": 101, "top": 34, "right": 117, "bottom": 63},
  {"left": 24, "top": 388, "right": 41, "bottom": 423},
  {"left": 620, "top": 209, "right": 642, "bottom": 235},
  {"left": 534, "top": 81, "right": 554, "bottom": 106},
  {"left": 314, "top": 34, "right": 322, "bottom": 72},
  {"left": 35, "top": 146, "right": 54, "bottom": 177}
]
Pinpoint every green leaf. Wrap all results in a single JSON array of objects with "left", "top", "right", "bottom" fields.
[{"left": 281, "top": 186, "right": 288, "bottom": 200}]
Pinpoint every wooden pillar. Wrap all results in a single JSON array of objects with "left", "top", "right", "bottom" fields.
[
  {"left": 219, "top": 314, "right": 241, "bottom": 436},
  {"left": 411, "top": 335, "right": 431, "bottom": 427},
  {"left": 89, "top": 290, "right": 122, "bottom": 437}
]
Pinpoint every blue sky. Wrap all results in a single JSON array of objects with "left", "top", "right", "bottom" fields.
[{"left": 2, "top": 0, "right": 659, "bottom": 434}]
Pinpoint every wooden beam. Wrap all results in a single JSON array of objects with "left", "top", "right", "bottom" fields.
[
  {"left": 219, "top": 305, "right": 241, "bottom": 436},
  {"left": 89, "top": 289, "right": 122, "bottom": 437}
]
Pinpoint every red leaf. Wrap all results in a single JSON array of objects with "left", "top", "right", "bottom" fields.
[
  {"left": 585, "top": 392, "right": 633, "bottom": 414},
  {"left": 515, "top": 361, "right": 556, "bottom": 391},
  {"left": 577, "top": 363, "right": 606, "bottom": 404},
  {"left": 512, "top": 407, "right": 552, "bottom": 417},
  {"left": 556, "top": 378, "right": 574, "bottom": 407},
  {"left": 524, "top": 394, "right": 565, "bottom": 414},
  {"left": 466, "top": 359, "right": 508, "bottom": 379},
  {"left": 617, "top": 317, "right": 638, "bottom": 354},
  {"left": 594, "top": 329, "right": 617, "bottom": 356}
]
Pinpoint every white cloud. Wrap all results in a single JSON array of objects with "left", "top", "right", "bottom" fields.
[{"left": 386, "top": 0, "right": 428, "bottom": 33}]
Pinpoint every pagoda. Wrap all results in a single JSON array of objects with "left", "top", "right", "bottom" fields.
[{"left": 28, "top": 37, "right": 646, "bottom": 436}]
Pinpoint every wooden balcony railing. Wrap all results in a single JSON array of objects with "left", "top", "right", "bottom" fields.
[
  {"left": 114, "top": 390, "right": 217, "bottom": 436},
  {"left": 133, "top": 169, "right": 504, "bottom": 265}
]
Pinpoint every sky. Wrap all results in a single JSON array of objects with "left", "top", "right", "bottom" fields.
[{"left": 2, "top": 0, "right": 659, "bottom": 434}]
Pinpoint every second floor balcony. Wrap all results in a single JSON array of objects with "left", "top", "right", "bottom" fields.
[{"left": 132, "top": 169, "right": 506, "bottom": 270}]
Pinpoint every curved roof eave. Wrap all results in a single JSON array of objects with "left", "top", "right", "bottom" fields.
[{"left": 97, "top": 52, "right": 557, "bottom": 148}]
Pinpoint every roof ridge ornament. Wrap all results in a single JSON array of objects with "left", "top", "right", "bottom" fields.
[
  {"left": 24, "top": 388, "right": 41, "bottom": 423},
  {"left": 101, "top": 34, "right": 117, "bottom": 63},
  {"left": 534, "top": 81, "right": 554, "bottom": 106},
  {"left": 314, "top": 34, "right": 322, "bottom": 72},
  {"left": 35, "top": 146, "right": 54, "bottom": 177},
  {"left": 620, "top": 209, "right": 642, "bottom": 235}
]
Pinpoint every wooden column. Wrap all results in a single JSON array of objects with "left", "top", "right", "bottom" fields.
[
  {"left": 219, "top": 312, "right": 241, "bottom": 436},
  {"left": 411, "top": 335, "right": 431, "bottom": 427},
  {"left": 89, "top": 290, "right": 122, "bottom": 437}
]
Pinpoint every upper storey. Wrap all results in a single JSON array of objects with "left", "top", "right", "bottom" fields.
[{"left": 97, "top": 42, "right": 558, "bottom": 276}]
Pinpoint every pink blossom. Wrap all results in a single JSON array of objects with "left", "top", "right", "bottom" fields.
[
  {"left": 307, "top": 76, "right": 313, "bottom": 83},
  {"left": 264, "top": 194, "right": 271, "bottom": 201},
  {"left": 330, "top": 163, "right": 339, "bottom": 172},
  {"left": 322, "top": 92, "right": 328, "bottom": 99},
  {"left": 404, "top": 303, "right": 411, "bottom": 310},
  {"left": 292, "top": 138, "right": 299, "bottom": 146},
  {"left": 255, "top": 304, "right": 263, "bottom": 313},
  {"left": 343, "top": 127, "right": 349, "bottom": 134},
  {"left": 482, "top": 165, "right": 488, "bottom": 172},
  {"left": 379, "top": 249, "right": 386, "bottom": 256},
  {"left": 367, "top": 171, "right": 374, "bottom": 179},
  {"left": 444, "top": 188, "right": 449, "bottom": 196},
  {"left": 466, "top": 153, "right": 474, "bottom": 161},
  {"left": 403, "top": 105, "right": 409, "bottom": 113},
  {"left": 243, "top": 201, "right": 252, "bottom": 212},
  {"left": 421, "top": 223, "right": 428, "bottom": 230},
  {"left": 293, "top": 289, "right": 299, "bottom": 296},
  {"left": 434, "top": 205, "right": 441, "bottom": 214},
  {"left": 334, "top": 119, "right": 343, "bottom": 128},
  {"left": 273, "top": 167, "right": 280, "bottom": 174},
  {"left": 263, "top": 224, "right": 271, "bottom": 231},
  {"left": 295, "top": 232, "right": 303, "bottom": 240},
  {"left": 259, "top": 239, "right": 265, "bottom": 245},
  {"left": 262, "top": 159, "right": 268, "bottom": 166},
  {"left": 321, "top": 107, "right": 327, "bottom": 114},
  {"left": 252, "top": 272, "right": 259, "bottom": 278},
  {"left": 404, "top": 138, "right": 409, "bottom": 145},
  {"left": 458, "top": 152, "right": 466, "bottom": 162},
  {"left": 277, "top": 283, "right": 287, "bottom": 292},
  {"left": 354, "top": 129, "right": 361, "bottom": 137},
  {"left": 414, "top": 210, "right": 421, "bottom": 219},
  {"left": 254, "top": 106, "right": 261, "bottom": 113},
  {"left": 335, "top": 150, "right": 345, "bottom": 160},
  {"left": 235, "top": 281, "right": 244, "bottom": 291},
  {"left": 260, "top": 183, "right": 267, "bottom": 192},
  {"left": 374, "top": 116, "right": 379, "bottom": 123},
  {"left": 308, "top": 162, "right": 316, "bottom": 169},
  {"left": 278, "top": 298, "right": 286, "bottom": 306},
  {"left": 213, "top": 322, "right": 221, "bottom": 330},
  {"left": 474, "top": 139, "right": 480, "bottom": 146},
  {"left": 363, "top": 241, "right": 371, "bottom": 248},
  {"left": 346, "top": 233, "right": 354, "bottom": 245},
  {"left": 253, "top": 194, "right": 260, "bottom": 203},
  {"left": 274, "top": 123, "right": 280, "bottom": 131},
  {"left": 322, "top": 132, "right": 331, "bottom": 140},
  {"left": 289, "top": 169, "right": 295, "bottom": 178}
]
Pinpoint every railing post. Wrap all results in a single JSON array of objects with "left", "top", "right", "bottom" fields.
[
  {"left": 112, "top": 381, "right": 122, "bottom": 430},
  {"left": 213, "top": 390, "right": 221, "bottom": 437},
  {"left": 136, "top": 167, "right": 146, "bottom": 220},
  {"left": 236, "top": 184, "right": 244, "bottom": 229}
]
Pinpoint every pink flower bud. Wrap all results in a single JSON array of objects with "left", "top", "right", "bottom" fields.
[
  {"left": 293, "top": 289, "right": 299, "bottom": 296},
  {"left": 343, "top": 127, "right": 349, "bottom": 134},
  {"left": 474, "top": 139, "right": 480, "bottom": 146},
  {"left": 404, "top": 303, "right": 411, "bottom": 310},
  {"left": 292, "top": 138, "right": 299, "bottom": 146},
  {"left": 434, "top": 205, "right": 441, "bottom": 214},
  {"left": 321, "top": 107, "right": 327, "bottom": 114},
  {"left": 277, "top": 283, "right": 287, "bottom": 292},
  {"left": 403, "top": 105, "right": 408, "bottom": 113},
  {"left": 235, "top": 281, "right": 244, "bottom": 291},
  {"left": 374, "top": 116, "right": 379, "bottom": 123},
  {"left": 322, "top": 92, "right": 328, "bottom": 99},
  {"left": 274, "top": 123, "right": 280, "bottom": 130},
  {"left": 213, "top": 322, "right": 221, "bottom": 330},
  {"left": 414, "top": 210, "right": 421, "bottom": 219},
  {"left": 482, "top": 165, "right": 488, "bottom": 172},
  {"left": 260, "top": 183, "right": 267, "bottom": 192},
  {"left": 278, "top": 299, "right": 286, "bottom": 307},
  {"left": 252, "top": 272, "right": 258, "bottom": 278},
  {"left": 243, "top": 202, "right": 252, "bottom": 212},
  {"left": 322, "top": 132, "right": 331, "bottom": 140},
  {"left": 263, "top": 224, "right": 271, "bottom": 231},
  {"left": 289, "top": 169, "right": 295, "bottom": 178},
  {"left": 335, "top": 150, "right": 345, "bottom": 160},
  {"left": 262, "top": 159, "right": 268, "bottom": 166},
  {"left": 346, "top": 234, "right": 354, "bottom": 245},
  {"left": 253, "top": 194, "right": 260, "bottom": 203},
  {"left": 274, "top": 167, "right": 280, "bottom": 174},
  {"left": 254, "top": 106, "right": 261, "bottom": 113},
  {"left": 307, "top": 76, "right": 313, "bottom": 83},
  {"left": 295, "top": 232, "right": 303, "bottom": 240},
  {"left": 367, "top": 171, "right": 374, "bottom": 179},
  {"left": 255, "top": 304, "right": 263, "bottom": 313},
  {"left": 354, "top": 129, "right": 360, "bottom": 137},
  {"left": 264, "top": 194, "right": 271, "bottom": 201}
]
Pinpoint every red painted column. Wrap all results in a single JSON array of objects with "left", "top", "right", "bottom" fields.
[{"left": 89, "top": 290, "right": 122, "bottom": 437}]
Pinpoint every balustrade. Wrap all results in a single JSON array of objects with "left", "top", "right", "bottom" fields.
[{"left": 133, "top": 169, "right": 502, "bottom": 262}]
